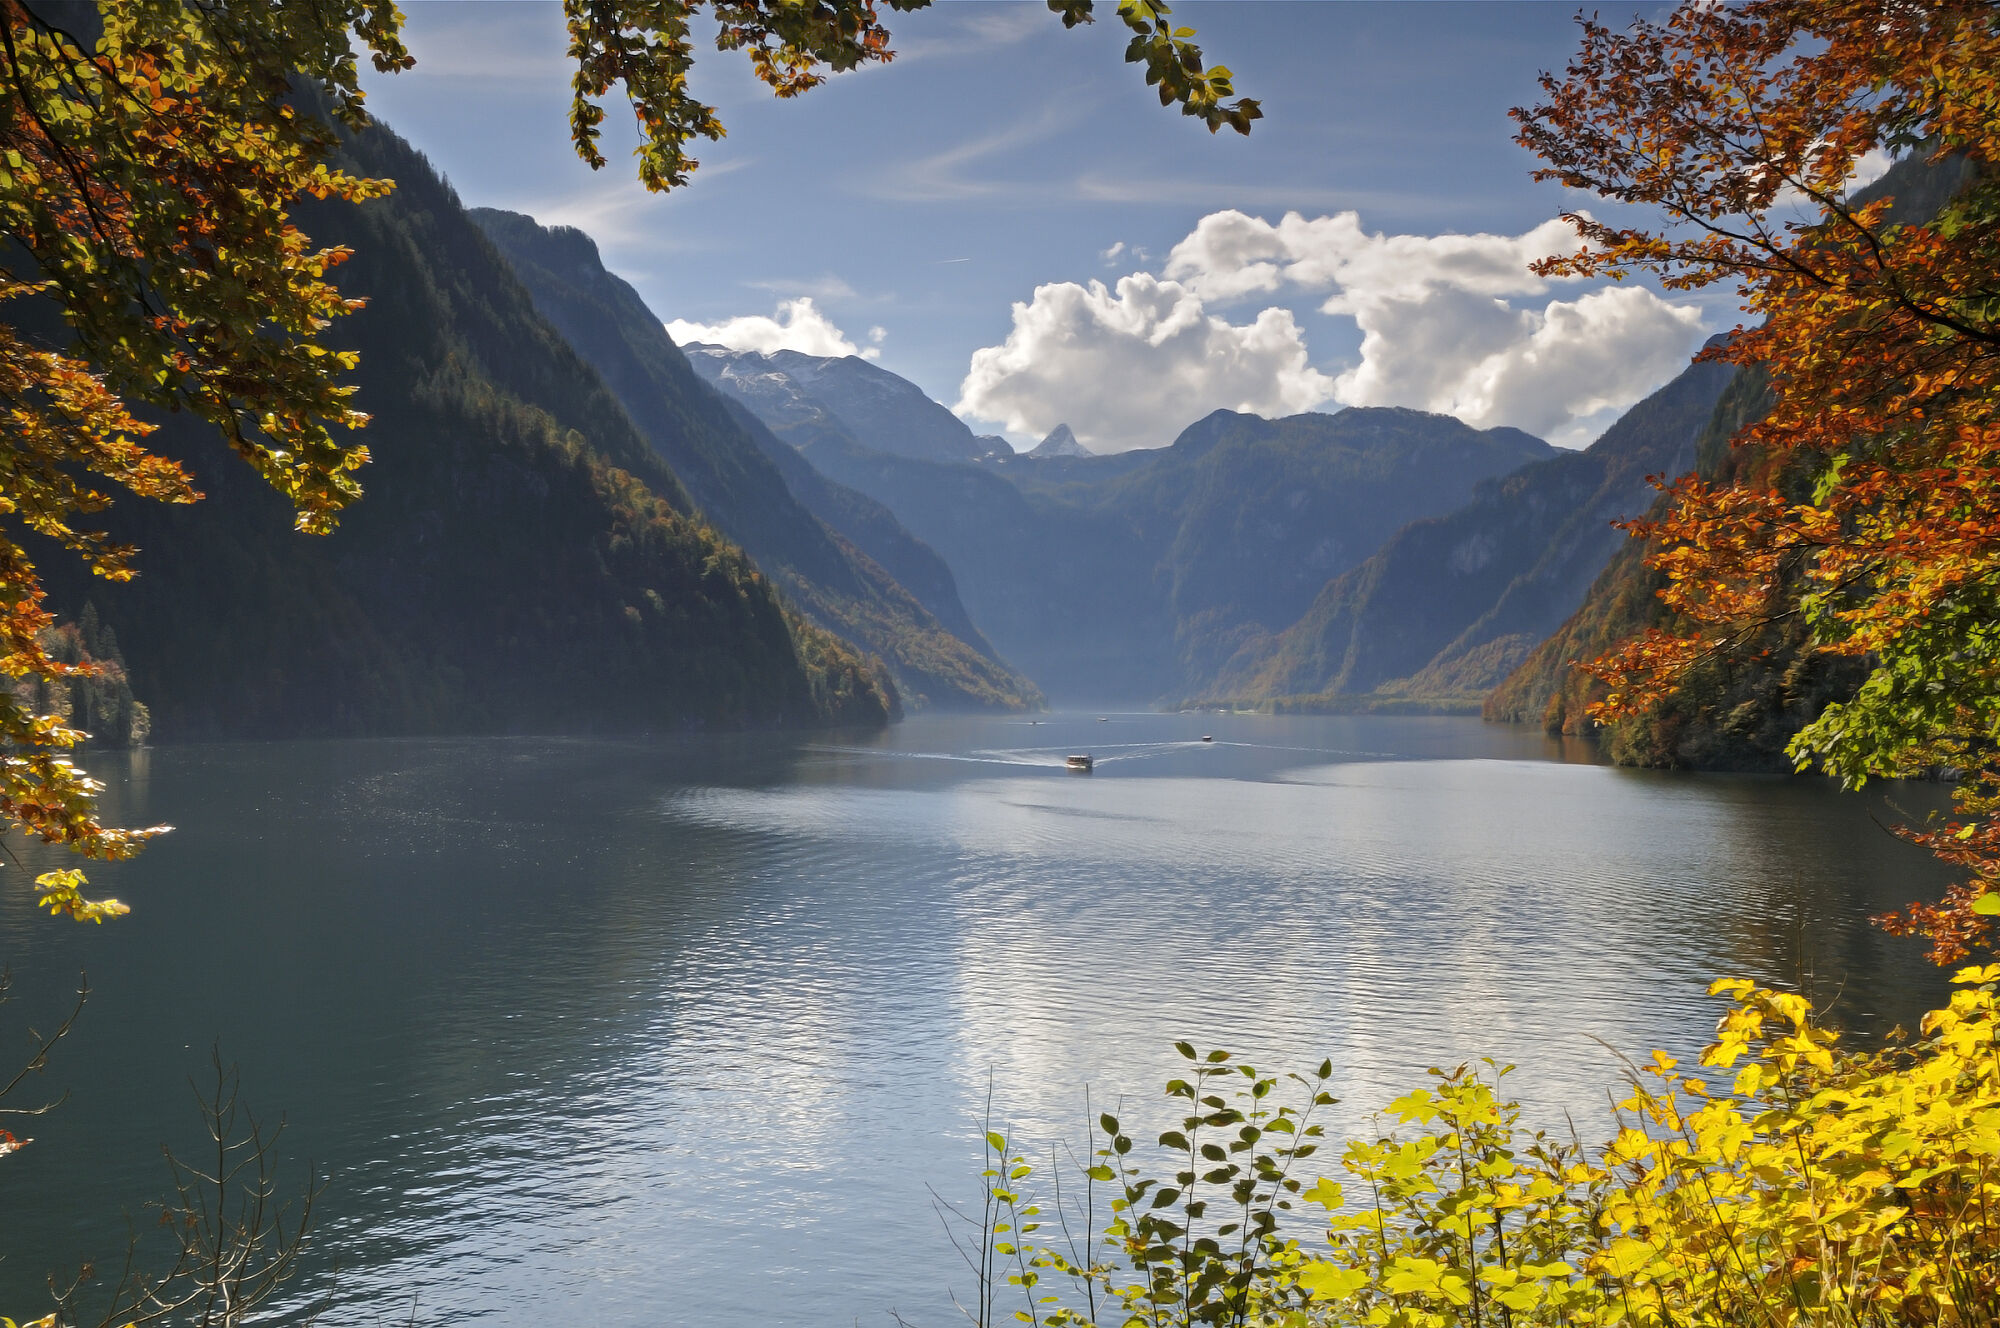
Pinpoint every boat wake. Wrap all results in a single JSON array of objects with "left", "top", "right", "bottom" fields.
[{"left": 803, "top": 740, "right": 1232, "bottom": 770}]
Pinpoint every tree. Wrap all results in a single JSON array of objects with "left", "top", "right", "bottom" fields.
[
  {"left": 567, "top": 0, "right": 1260, "bottom": 190},
  {"left": 0, "top": 0, "right": 1255, "bottom": 922},
  {"left": 1511, "top": 0, "right": 2000, "bottom": 960}
]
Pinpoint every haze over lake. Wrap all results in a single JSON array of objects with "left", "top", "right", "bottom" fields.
[{"left": 0, "top": 715, "right": 1952, "bottom": 1326}]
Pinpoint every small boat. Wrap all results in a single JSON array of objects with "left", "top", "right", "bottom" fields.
[
  {"left": 1066, "top": 754, "right": 1094, "bottom": 772},
  {"left": 1201, "top": 735, "right": 1213, "bottom": 743}
]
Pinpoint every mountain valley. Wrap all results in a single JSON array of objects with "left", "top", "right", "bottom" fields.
[
  {"left": 688, "top": 344, "right": 1576, "bottom": 704},
  {"left": 37, "top": 118, "right": 1775, "bottom": 745}
]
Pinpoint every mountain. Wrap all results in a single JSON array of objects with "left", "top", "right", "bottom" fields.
[
  {"left": 34, "top": 118, "right": 896, "bottom": 738},
  {"left": 1481, "top": 368, "right": 1867, "bottom": 768},
  {"left": 1028, "top": 425, "right": 1092, "bottom": 459},
  {"left": 713, "top": 395, "right": 1010, "bottom": 663},
  {"left": 683, "top": 345, "right": 994, "bottom": 463},
  {"left": 1196, "top": 352, "right": 1733, "bottom": 710},
  {"left": 468, "top": 210, "right": 1040, "bottom": 712},
  {"left": 698, "top": 374, "right": 1558, "bottom": 700},
  {"left": 1487, "top": 151, "right": 1976, "bottom": 769}
]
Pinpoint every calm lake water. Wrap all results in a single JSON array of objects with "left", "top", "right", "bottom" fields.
[{"left": 0, "top": 713, "right": 1960, "bottom": 1325}]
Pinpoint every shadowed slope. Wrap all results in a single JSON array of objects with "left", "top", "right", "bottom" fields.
[
  {"left": 35, "top": 120, "right": 894, "bottom": 736},
  {"left": 471, "top": 210, "right": 1039, "bottom": 712}
]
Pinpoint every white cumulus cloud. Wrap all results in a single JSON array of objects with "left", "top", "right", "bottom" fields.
[
  {"left": 956, "top": 274, "right": 1336, "bottom": 453},
  {"left": 1770, "top": 145, "right": 1897, "bottom": 215},
  {"left": 665, "top": 297, "right": 878, "bottom": 359},
  {"left": 959, "top": 210, "right": 1708, "bottom": 452},
  {"left": 1392, "top": 285, "right": 1707, "bottom": 446},
  {"left": 1160, "top": 209, "right": 1706, "bottom": 447},
  {"left": 1163, "top": 210, "right": 1585, "bottom": 306}
]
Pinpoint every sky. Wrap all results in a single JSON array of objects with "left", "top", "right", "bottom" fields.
[{"left": 360, "top": 1, "right": 1738, "bottom": 452}]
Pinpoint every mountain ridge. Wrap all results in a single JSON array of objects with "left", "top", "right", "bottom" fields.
[
  {"left": 1194, "top": 353, "right": 1733, "bottom": 710},
  {"left": 1028, "top": 424, "right": 1092, "bottom": 459},
  {"left": 692, "top": 351, "right": 1563, "bottom": 701},
  {"left": 34, "top": 118, "right": 896, "bottom": 737},
  {"left": 1485, "top": 150, "right": 1977, "bottom": 768},
  {"left": 470, "top": 209, "right": 1041, "bottom": 712},
  {"left": 685, "top": 344, "right": 993, "bottom": 464}
]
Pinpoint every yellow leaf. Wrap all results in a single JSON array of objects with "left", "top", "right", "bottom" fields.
[{"left": 1298, "top": 1261, "right": 1368, "bottom": 1301}]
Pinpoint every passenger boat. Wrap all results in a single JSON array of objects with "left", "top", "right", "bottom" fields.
[{"left": 1066, "top": 754, "right": 1094, "bottom": 772}]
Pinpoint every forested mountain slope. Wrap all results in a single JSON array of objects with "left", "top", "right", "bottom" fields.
[
  {"left": 35, "top": 120, "right": 894, "bottom": 737},
  {"left": 1487, "top": 152, "right": 1977, "bottom": 768},
  {"left": 1483, "top": 362, "right": 1885, "bottom": 769},
  {"left": 1196, "top": 354, "right": 1732, "bottom": 710},
  {"left": 1481, "top": 369, "right": 1869, "bottom": 768},
  {"left": 469, "top": 209, "right": 1039, "bottom": 712}
]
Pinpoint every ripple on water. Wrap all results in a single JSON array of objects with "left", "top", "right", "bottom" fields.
[{"left": 0, "top": 716, "right": 1957, "bottom": 1327}]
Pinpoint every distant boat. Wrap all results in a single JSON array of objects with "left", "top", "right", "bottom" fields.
[
  {"left": 1097, "top": 716, "right": 1109, "bottom": 722},
  {"left": 1066, "top": 754, "right": 1094, "bottom": 772},
  {"left": 1201, "top": 735, "right": 1213, "bottom": 742}
]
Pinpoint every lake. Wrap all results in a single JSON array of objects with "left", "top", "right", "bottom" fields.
[{"left": 0, "top": 713, "right": 1959, "bottom": 1325}]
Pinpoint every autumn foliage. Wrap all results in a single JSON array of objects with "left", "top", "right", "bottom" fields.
[
  {"left": 1513, "top": 0, "right": 2000, "bottom": 959},
  {"left": 958, "top": 968, "right": 2000, "bottom": 1327},
  {"left": 0, "top": 0, "right": 1253, "bottom": 923},
  {"left": 0, "top": 2, "right": 415, "bottom": 916},
  {"left": 563, "top": 0, "right": 1259, "bottom": 189}
]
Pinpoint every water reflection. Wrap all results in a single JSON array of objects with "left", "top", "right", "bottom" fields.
[{"left": 0, "top": 716, "right": 1958, "bottom": 1326}]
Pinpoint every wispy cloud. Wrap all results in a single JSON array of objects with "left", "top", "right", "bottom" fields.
[
  {"left": 866, "top": 151, "right": 1504, "bottom": 221},
  {"left": 489, "top": 158, "right": 754, "bottom": 251},
  {"left": 746, "top": 274, "right": 859, "bottom": 301},
  {"left": 488, "top": 185, "right": 667, "bottom": 250},
  {"left": 889, "top": 5, "right": 1051, "bottom": 63},
  {"left": 865, "top": 100, "right": 1096, "bottom": 202},
  {"left": 1074, "top": 176, "right": 1483, "bottom": 217},
  {"left": 396, "top": 8, "right": 570, "bottom": 81}
]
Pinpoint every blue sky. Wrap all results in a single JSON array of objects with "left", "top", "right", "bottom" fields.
[{"left": 363, "top": 2, "right": 1727, "bottom": 451}]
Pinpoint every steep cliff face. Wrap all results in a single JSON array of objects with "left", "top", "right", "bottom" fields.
[
  {"left": 36, "top": 119, "right": 896, "bottom": 738},
  {"left": 1197, "top": 356, "right": 1732, "bottom": 710},
  {"left": 471, "top": 209, "right": 1040, "bottom": 712}
]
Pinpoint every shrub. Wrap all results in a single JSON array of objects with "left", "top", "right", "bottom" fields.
[{"left": 958, "top": 970, "right": 2000, "bottom": 1328}]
